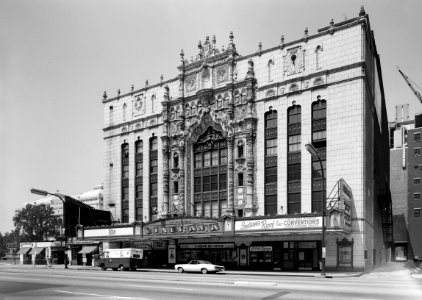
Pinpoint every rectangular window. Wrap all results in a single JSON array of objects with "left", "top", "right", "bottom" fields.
[
  {"left": 211, "top": 175, "right": 218, "bottom": 191},
  {"left": 135, "top": 185, "right": 143, "bottom": 199},
  {"left": 211, "top": 150, "right": 219, "bottom": 166},
  {"left": 122, "top": 208, "right": 129, "bottom": 223},
  {"left": 238, "top": 173, "right": 244, "bottom": 186},
  {"left": 415, "top": 148, "right": 421, "bottom": 156},
  {"left": 136, "top": 141, "right": 143, "bottom": 153},
  {"left": 150, "top": 183, "right": 158, "bottom": 197},
  {"left": 312, "top": 161, "right": 326, "bottom": 179},
  {"left": 136, "top": 207, "right": 143, "bottom": 221},
  {"left": 266, "top": 139, "right": 277, "bottom": 156},
  {"left": 288, "top": 135, "right": 301, "bottom": 152},
  {"left": 288, "top": 164, "right": 301, "bottom": 181},
  {"left": 219, "top": 173, "right": 227, "bottom": 190},
  {"left": 151, "top": 139, "right": 158, "bottom": 151},
  {"left": 203, "top": 202, "right": 211, "bottom": 217},
  {"left": 238, "top": 145, "right": 244, "bottom": 158},
  {"left": 203, "top": 176, "right": 211, "bottom": 192},
  {"left": 415, "top": 208, "right": 421, "bottom": 217},
  {"left": 288, "top": 193, "right": 301, "bottom": 214},
  {"left": 220, "top": 148, "right": 227, "bottom": 165},
  {"left": 122, "top": 164, "right": 129, "bottom": 179},
  {"left": 414, "top": 193, "right": 421, "bottom": 200},
  {"left": 173, "top": 181, "right": 179, "bottom": 194},
  {"left": 203, "top": 152, "right": 211, "bottom": 167},
  {"left": 415, "top": 132, "right": 421, "bottom": 142},
  {"left": 150, "top": 159, "right": 158, "bottom": 173},
  {"left": 211, "top": 201, "right": 218, "bottom": 217},
  {"left": 265, "top": 166, "right": 277, "bottom": 183},
  {"left": 312, "top": 130, "right": 326, "bottom": 141},
  {"left": 265, "top": 195, "right": 277, "bottom": 215},
  {"left": 220, "top": 200, "right": 227, "bottom": 216},
  {"left": 136, "top": 162, "right": 143, "bottom": 176},
  {"left": 195, "top": 153, "right": 202, "bottom": 168},
  {"left": 194, "top": 177, "right": 201, "bottom": 193},
  {"left": 415, "top": 178, "right": 421, "bottom": 185},
  {"left": 122, "top": 187, "right": 129, "bottom": 200},
  {"left": 194, "top": 203, "right": 202, "bottom": 217}
]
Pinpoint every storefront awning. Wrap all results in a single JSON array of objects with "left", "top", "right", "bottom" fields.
[
  {"left": 28, "top": 247, "right": 45, "bottom": 255},
  {"left": 78, "top": 245, "right": 98, "bottom": 254},
  {"left": 16, "top": 247, "right": 31, "bottom": 255}
]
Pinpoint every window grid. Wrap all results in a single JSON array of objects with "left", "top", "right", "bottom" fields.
[
  {"left": 287, "top": 106, "right": 301, "bottom": 214},
  {"left": 134, "top": 140, "right": 143, "bottom": 221},
  {"left": 150, "top": 137, "right": 158, "bottom": 221},
  {"left": 265, "top": 110, "right": 277, "bottom": 216},
  {"left": 121, "top": 143, "right": 129, "bottom": 223},
  {"left": 193, "top": 127, "right": 227, "bottom": 218},
  {"left": 311, "top": 100, "right": 326, "bottom": 213}
]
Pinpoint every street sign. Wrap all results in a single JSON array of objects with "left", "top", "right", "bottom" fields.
[{"left": 6, "top": 243, "right": 18, "bottom": 249}]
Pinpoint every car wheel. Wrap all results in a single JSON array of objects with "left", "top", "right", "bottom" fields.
[
  {"left": 100, "top": 264, "right": 107, "bottom": 271},
  {"left": 201, "top": 268, "right": 208, "bottom": 274},
  {"left": 178, "top": 267, "right": 184, "bottom": 273}
]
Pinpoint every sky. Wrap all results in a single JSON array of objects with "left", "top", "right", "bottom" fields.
[{"left": 0, "top": 0, "right": 421, "bottom": 233}]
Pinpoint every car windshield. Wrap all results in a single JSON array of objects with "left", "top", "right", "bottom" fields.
[{"left": 197, "top": 260, "right": 212, "bottom": 264}]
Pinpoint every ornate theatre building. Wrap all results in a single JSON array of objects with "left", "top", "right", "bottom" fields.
[{"left": 77, "top": 7, "right": 392, "bottom": 271}]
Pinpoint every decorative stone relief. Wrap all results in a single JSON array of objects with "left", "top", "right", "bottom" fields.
[
  {"left": 186, "top": 75, "right": 197, "bottom": 93},
  {"left": 265, "top": 89, "right": 276, "bottom": 97},
  {"left": 313, "top": 77, "right": 324, "bottom": 86},
  {"left": 284, "top": 46, "right": 304, "bottom": 75},
  {"left": 216, "top": 65, "right": 229, "bottom": 84},
  {"left": 279, "top": 87, "right": 285, "bottom": 94},
  {"left": 234, "top": 90, "right": 241, "bottom": 105},
  {"left": 133, "top": 93, "right": 145, "bottom": 116}
]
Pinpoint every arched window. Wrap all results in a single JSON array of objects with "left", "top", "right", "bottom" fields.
[
  {"left": 134, "top": 140, "right": 143, "bottom": 221},
  {"left": 311, "top": 99, "right": 327, "bottom": 213},
  {"left": 268, "top": 59, "right": 274, "bottom": 82},
  {"left": 287, "top": 105, "right": 301, "bottom": 214},
  {"left": 173, "top": 152, "right": 179, "bottom": 169},
  {"left": 193, "top": 127, "right": 227, "bottom": 218},
  {"left": 123, "top": 103, "right": 127, "bottom": 121},
  {"left": 121, "top": 143, "right": 129, "bottom": 223},
  {"left": 315, "top": 45, "right": 322, "bottom": 69},
  {"left": 265, "top": 110, "right": 277, "bottom": 215},
  {"left": 237, "top": 141, "right": 244, "bottom": 158},
  {"left": 151, "top": 95, "right": 156, "bottom": 113},
  {"left": 109, "top": 106, "right": 114, "bottom": 125}
]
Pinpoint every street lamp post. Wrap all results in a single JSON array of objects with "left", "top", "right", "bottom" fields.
[
  {"left": 30, "top": 188, "right": 68, "bottom": 269},
  {"left": 305, "top": 143, "right": 326, "bottom": 276}
]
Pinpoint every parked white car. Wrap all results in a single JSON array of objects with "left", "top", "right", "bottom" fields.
[{"left": 175, "top": 260, "right": 225, "bottom": 274}]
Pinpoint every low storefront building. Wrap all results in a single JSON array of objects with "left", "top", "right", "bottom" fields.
[{"left": 18, "top": 241, "right": 66, "bottom": 265}]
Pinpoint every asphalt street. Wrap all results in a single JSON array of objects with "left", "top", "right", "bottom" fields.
[{"left": 0, "top": 263, "right": 421, "bottom": 300}]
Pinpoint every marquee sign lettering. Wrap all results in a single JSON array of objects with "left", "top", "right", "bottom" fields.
[
  {"left": 235, "top": 217, "right": 322, "bottom": 231},
  {"left": 144, "top": 222, "right": 221, "bottom": 235}
]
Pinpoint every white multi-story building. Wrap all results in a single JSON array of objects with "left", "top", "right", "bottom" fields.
[
  {"left": 23, "top": 184, "right": 104, "bottom": 218},
  {"left": 80, "top": 6, "right": 392, "bottom": 272}
]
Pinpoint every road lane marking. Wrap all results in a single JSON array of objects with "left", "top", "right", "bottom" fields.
[
  {"left": 234, "top": 281, "right": 277, "bottom": 286},
  {"left": 0, "top": 276, "right": 41, "bottom": 281},
  {"left": 123, "top": 284, "right": 193, "bottom": 291},
  {"left": 54, "top": 290, "right": 135, "bottom": 299}
]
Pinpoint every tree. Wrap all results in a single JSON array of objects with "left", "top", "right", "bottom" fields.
[
  {"left": 13, "top": 203, "right": 62, "bottom": 242},
  {"left": 0, "top": 230, "right": 21, "bottom": 257}
]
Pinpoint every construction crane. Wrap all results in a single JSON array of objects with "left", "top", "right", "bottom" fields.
[{"left": 397, "top": 67, "right": 422, "bottom": 103}]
